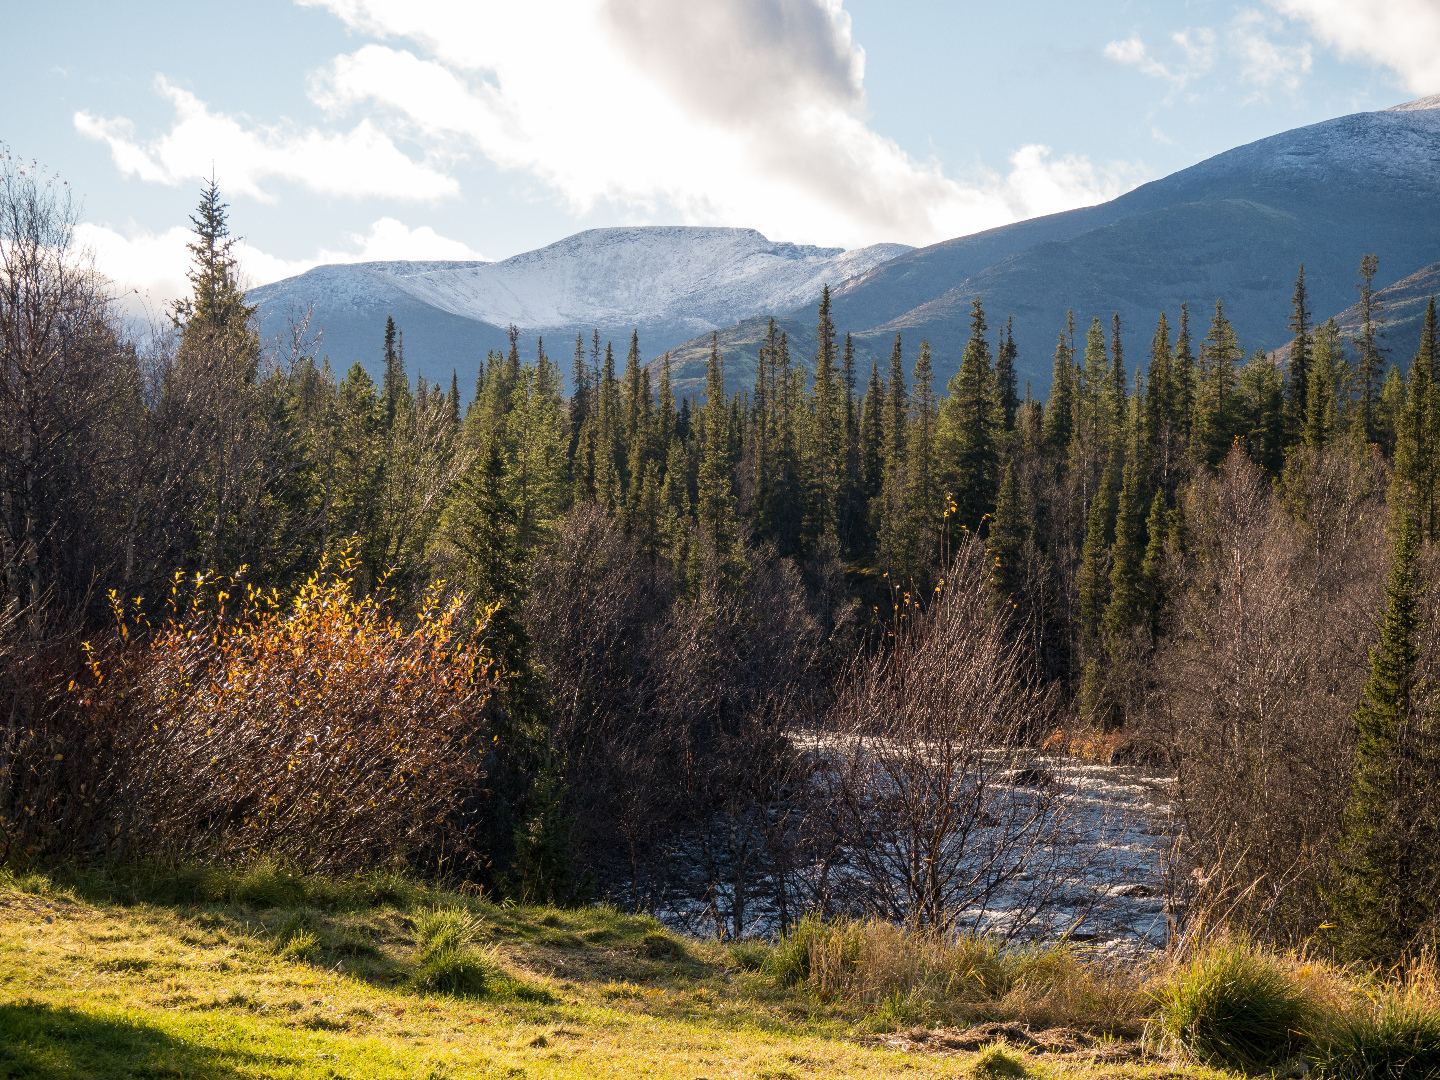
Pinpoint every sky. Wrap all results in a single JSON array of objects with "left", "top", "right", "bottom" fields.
[{"left": 6, "top": 0, "right": 1439, "bottom": 315}]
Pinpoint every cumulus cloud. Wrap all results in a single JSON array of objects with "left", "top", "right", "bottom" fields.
[
  {"left": 1231, "top": 10, "right": 1313, "bottom": 95},
  {"left": 75, "top": 76, "right": 457, "bottom": 202},
  {"left": 77, "top": 217, "right": 485, "bottom": 313},
  {"left": 301, "top": 0, "right": 1141, "bottom": 247},
  {"left": 1267, "top": 0, "right": 1440, "bottom": 94}
]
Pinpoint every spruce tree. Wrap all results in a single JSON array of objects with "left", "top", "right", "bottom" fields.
[
  {"left": 996, "top": 315, "right": 1020, "bottom": 432},
  {"left": 840, "top": 331, "right": 862, "bottom": 553},
  {"left": 1391, "top": 297, "right": 1440, "bottom": 540},
  {"left": 875, "top": 335, "right": 909, "bottom": 572},
  {"left": 904, "top": 339, "right": 941, "bottom": 565},
  {"left": 1328, "top": 514, "right": 1440, "bottom": 960},
  {"left": 1305, "top": 320, "right": 1339, "bottom": 452},
  {"left": 943, "top": 299, "right": 998, "bottom": 531},
  {"left": 1240, "top": 349, "right": 1285, "bottom": 474},
  {"left": 595, "top": 341, "right": 622, "bottom": 509},
  {"left": 382, "top": 316, "right": 406, "bottom": 428},
  {"left": 987, "top": 455, "right": 1026, "bottom": 607},
  {"left": 1286, "top": 265, "right": 1312, "bottom": 441},
  {"left": 1102, "top": 451, "right": 1148, "bottom": 643},
  {"left": 1194, "top": 300, "right": 1241, "bottom": 466},
  {"left": 1352, "top": 254, "right": 1385, "bottom": 445},
  {"left": 859, "top": 361, "right": 885, "bottom": 548},
  {"left": 1044, "top": 326, "right": 1076, "bottom": 453},
  {"left": 1077, "top": 461, "right": 1119, "bottom": 648},
  {"left": 810, "top": 285, "right": 840, "bottom": 543},
  {"left": 1143, "top": 311, "right": 1176, "bottom": 490},
  {"left": 1139, "top": 489, "right": 1169, "bottom": 631},
  {"left": 1109, "top": 312, "right": 1128, "bottom": 440},
  {"left": 695, "top": 333, "right": 742, "bottom": 585},
  {"left": 1173, "top": 303, "right": 1197, "bottom": 441}
]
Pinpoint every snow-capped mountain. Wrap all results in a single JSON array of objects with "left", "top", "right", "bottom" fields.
[
  {"left": 249, "top": 228, "right": 910, "bottom": 389},
  {"left": 667, "top": 92, "right": 1440, "bottom": 398}
]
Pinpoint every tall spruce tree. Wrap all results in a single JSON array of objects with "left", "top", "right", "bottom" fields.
[
  {"left": 943, "top": 299, "right": 998, "bottom": 531},
  {"left": 1352, "top": 254, "right": 1385, "bottom": 445},
  {"left": 1194, "top": 300, "right": 1241, "bottom": 466},
  {"left": 859, "top": 361, "right": 885, "bottom": 546},
  {"left": 1391, "top": 297, "right": 1440, "bottom": 540},
  {"left": 904, "top": 339, "right": 941, "bottom": 566},
  {"left": 1173, "top": 303, "right": 1197, "bottom": 441},
  {"left": 996, "top": 316, "right": 1020, "bottom": 432},
  {"left": 1044, "top": 325, "right": 1076, "bottom": 453},
  {"left": 1328, "top": 514, "right": 1440, "bottom": 960},
  {"left": 840, "top": 332, "right": 862, "bottom": 553},
  {"left": 695, "top": 333, "right": 742, "bottom": 585},
  {"left": 987, "top": 455, "right": 1026, "bottom": 607},
  {"left": 1103, "top": 436, "right": 1148, "bottom": 643},
  {"left": 382, "top": 316, "right": 406, "bottom": 428},
  {"left": 810, "top": 285, "right": 841, "bottom": 544},
  {"left": 1306, "top": 320, "right": 1340, "bottom": 452},
  {"left": 1286, "top": 265, "right": 1312, "bottom": 441},
  {"left": 875, "top": 335, "right": 909, "bottom": 572},
  {"left": 1077, "top": 460, "right": 1119, "bottom": 648}
]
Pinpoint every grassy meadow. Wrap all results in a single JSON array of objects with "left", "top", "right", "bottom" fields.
[{"left": 0, "top": 863, "right": 1236, "bottom": 1080}]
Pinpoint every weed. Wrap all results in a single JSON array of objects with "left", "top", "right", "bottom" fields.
[
  {"left": 416, "top": 944, "right": 501, "bottom": 995},
  {"left": 278, "top": 930, "right": 321, "bottom": 962},
  {"left": 972, "top": 1042, "right": 1028, "bottom": 1077},
  {"left": 416, "top": 906, "right": 484, "bottom": 961}
]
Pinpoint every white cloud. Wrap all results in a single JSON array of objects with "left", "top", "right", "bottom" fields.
[
  {"left": 300, "top": 0, "right": 1143, "bottom": 247},
  {"left": 318, "top": 218, "right": 487, "bottom": 263},
  {"left": 1102, "top": 28, "right": 1216, "bottom": 90},
  {"left": 1267, "top": 0, "right": 1440, "bottom": 94},
  {"left": 1231, "top": 10, "right": 1313, "bottom": 95},
  {"left": 77, "top": 217, "right": 485, "bottom": 313},
  {"left": 74, "top": 76, "right": 458, "bottom": 203},
  {"left": 1104, "top": 36, "right": 1177, "bottom": 82}
]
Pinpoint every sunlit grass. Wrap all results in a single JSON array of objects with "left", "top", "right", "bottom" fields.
[{"left": 0, "top": 864, "right": 1230, "bottom": 1079}]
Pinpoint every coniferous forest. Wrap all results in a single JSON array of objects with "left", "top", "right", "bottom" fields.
[{"left": 9, "top": 161, "right": 1440, "bottom": 966}]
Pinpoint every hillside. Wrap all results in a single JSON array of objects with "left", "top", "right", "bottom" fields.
[
  {"left": 248, "top": 229, "right": 910, "bottom": 395},
  {"left": 672, "top": 94, "right": 1440, "bottom": 400}
]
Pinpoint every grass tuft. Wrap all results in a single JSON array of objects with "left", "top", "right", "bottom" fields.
[
  {"left": 972, "top": 1041, "right": 1029, "bottom": 1077},
  {"left": 1150, "top": 934, "right": 1317, "bottom": 1071}
]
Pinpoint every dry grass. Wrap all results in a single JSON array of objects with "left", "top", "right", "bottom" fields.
[{"left": 770, "top": 914, "right": 1148, "bottom": 1033}]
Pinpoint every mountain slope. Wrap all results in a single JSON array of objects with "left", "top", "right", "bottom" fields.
[
  {"left": 248, "top": 228, "right": 910, "bottom": 392},
  {"left": 675, "top": 94, "right": 1440, "bottom": 399}
]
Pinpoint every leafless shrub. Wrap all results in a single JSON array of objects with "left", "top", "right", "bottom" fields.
[
  {"left": 820, "top": 534, "right": 1077, "bottom": 935},
  {"left": 523, "top": 503, "right": 827, "bottom": 929},
  {"left": 1151, "top": 446, "right": 1388, "bottom": 941}
]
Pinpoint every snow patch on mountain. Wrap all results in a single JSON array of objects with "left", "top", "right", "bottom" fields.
[{"left": 252, "top": 227, "right": 911, "bottom": 341}]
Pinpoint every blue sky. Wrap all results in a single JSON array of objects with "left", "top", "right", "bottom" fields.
[{"left": 6, "top": 0, "right": 1437, "bottom": 311}]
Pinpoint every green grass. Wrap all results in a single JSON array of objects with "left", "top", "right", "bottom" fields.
[
  {"left": 1314, "top": 995, "right": 1440, "bottom": 1080},
  {"left": 1149, "top": 935, "right": 1318, "bottom": 1072},
  {"left": 0, "top": 863, "right": 1230, "bottom": 1080}
]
